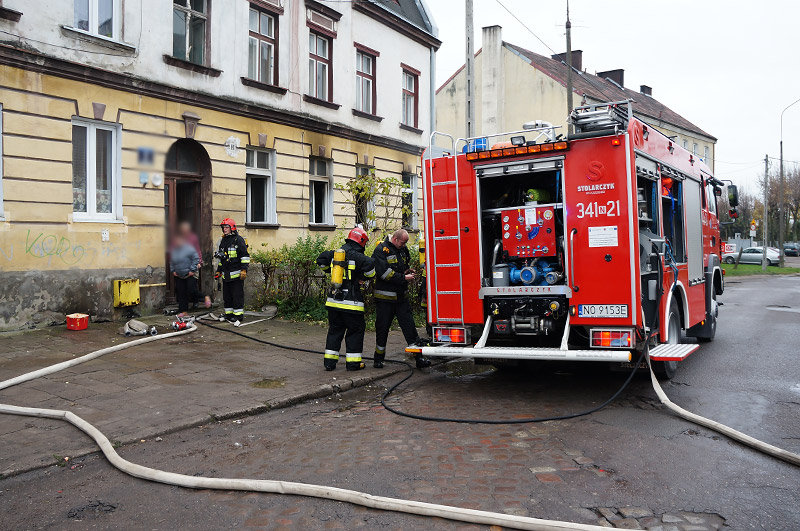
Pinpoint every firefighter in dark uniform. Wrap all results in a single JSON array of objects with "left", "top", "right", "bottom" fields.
[
  {"left": 215, "top": 218, "right": 250, "bottom": 325},
  {"left": 372, "top": 229, "right": 431, "bottom": 369},
  {"left": 316, "top": 227, "right": 376, "bottom": 371}
]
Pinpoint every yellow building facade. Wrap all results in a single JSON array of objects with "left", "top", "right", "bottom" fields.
[{"left": 0, "top": 0, "right": 440, "bottom": 330}]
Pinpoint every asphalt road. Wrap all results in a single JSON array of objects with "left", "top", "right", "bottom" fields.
[{"left": 2, "top": 275, "right": 799, "bottom": 529}]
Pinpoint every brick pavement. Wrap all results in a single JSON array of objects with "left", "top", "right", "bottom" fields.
[{"left": 0, "top": 315, "right": 413, "bottom": 477}]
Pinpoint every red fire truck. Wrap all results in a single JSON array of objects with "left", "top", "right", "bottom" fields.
[{"left": 409, "top": 101, "right": 734, "bottom": 378}]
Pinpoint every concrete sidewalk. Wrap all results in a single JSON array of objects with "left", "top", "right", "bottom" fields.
[{"left": 0, "top": 315, "right": 413, "bottom": 478}]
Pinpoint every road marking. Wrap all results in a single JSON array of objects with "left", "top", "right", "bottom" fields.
[{"left": 766, "top": 306, "right": 800, "bottom": 314}]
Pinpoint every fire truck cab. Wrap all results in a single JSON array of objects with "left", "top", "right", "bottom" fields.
[{"left": 410, "top": 101, "right": 724, "bottom": 378}]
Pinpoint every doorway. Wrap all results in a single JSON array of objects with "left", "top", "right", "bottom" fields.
[{"left": 164, "top": 139, "right": 212, "bottom": 303}]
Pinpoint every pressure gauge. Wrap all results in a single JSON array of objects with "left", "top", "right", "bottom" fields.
[
  {"left": 504, "top": 232, "right": 510, "bottom": 239},
  {"left": 503, "top": 224, "right": 510, "bottom": 231},
  {"left": 503, "top": 216, "right": 509, "bottom": 222}
]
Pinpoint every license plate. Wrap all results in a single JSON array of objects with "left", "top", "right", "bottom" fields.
[{"left": 578, "top": 304, "right": 628, "bottom": 318}]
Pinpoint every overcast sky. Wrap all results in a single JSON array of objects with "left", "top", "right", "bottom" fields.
[{"left": 425, "top": 0, "right": 800, "bottom": 193}]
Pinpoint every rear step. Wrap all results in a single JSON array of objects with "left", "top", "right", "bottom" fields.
[
  {"left": 648, "top": 343, "right": 700, "bottom": 361},
  {"left": 406, "top": 345, "right": 632, "bottom": 363}
]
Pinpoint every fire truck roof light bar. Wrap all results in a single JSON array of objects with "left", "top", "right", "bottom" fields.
[
  {"left": 454, "top": 125, "right": 564, "bottom": 153},
  {"left": 464, "top": 141, "right": 569, "bottom": 162}
]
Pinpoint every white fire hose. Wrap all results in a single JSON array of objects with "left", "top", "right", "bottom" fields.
[{"left": 1, "top": 325, "right": 798, "bottom": 530}]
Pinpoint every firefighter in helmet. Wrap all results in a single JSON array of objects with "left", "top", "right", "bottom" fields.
[
  {"left": 215, "top": 218, "right": 250, "bottom": 325},
  {"left": 316, "top": 227, "right": 376, "bottom": 371},
  {"left": 371, "top": 229, "right": 431, "bottom": 369}
]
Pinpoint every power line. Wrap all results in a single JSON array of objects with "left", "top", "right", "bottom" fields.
[{"left": 494, "top": 0, "right": 557, "bottom": 55}]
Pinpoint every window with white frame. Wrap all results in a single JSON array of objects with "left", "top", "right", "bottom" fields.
[
  {"left": 354, "top": 164, "right": 375, "bottom": 229},
  {"left": 401, "top": 69, "right": 418, "bottom": 127},
  {"left": 704, "top": 145, "right": 710, "bottom": 161},
  {"left": 309, "top": 157, "right": 332, "bottom": 225},
  {"left": 74, "top": 0, "right": 118, "bottom": 39},
  {"left": 173, "top": 0, "right": 208, "bottom": 65},
  {"left": 683, "top": 139, "right": 688, "bottom": 150},
  {"left": 692, "top": 142, "right": 698, "bottom": 155},
  {"left": 402, "top": 172, "right": 417, "bottom": 229},
  {"left": 246, "top": 148, "right": 277, "bottom": 225},
  {"left": 356, "top": 50, "right": 375, "bottom": 114},
  {"left": 72, "top": 119, "right": 121, "bottom": 221},
  {"left": 308, "top": 31, "right": 332, "bottom": 101},
  {"left": 248, "top": 6, "right": 277, "bottom": 85}
]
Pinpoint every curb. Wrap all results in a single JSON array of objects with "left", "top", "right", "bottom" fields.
[{"left": 0, "top": 363, "right": 408, "bottom": 480}]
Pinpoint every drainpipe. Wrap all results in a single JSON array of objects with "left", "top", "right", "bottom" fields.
[{"left": 429, "top": 45, "right": 436, "bottom": 135}]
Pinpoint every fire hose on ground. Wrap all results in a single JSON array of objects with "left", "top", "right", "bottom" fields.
[{"left": 1, "top": 322, "right": 799, "bottom": 531}]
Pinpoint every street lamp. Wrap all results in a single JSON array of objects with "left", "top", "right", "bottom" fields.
[{"left": 779, "top": 97, "right": 800, "bottom": 267}]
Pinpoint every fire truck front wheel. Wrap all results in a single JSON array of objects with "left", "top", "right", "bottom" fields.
[{"left": 653, "top": 299, "right": 681, "bottom": 380}]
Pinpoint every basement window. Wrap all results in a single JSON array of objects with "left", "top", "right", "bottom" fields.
[{"left": 72, "top": 119, "right": 122, "bottom": 222}]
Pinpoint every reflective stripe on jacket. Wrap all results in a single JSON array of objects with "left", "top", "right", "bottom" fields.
[
  {"left": 372, "top": 238, "right": 411, "bottom": 302},
  {"left": 317, "top": 239, "right": 376, "bottom": 313},
  {"left": 216, "top": 232, "right": 250, "bottom": 282}
]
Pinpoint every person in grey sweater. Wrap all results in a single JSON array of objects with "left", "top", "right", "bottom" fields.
[{"left": 170, "top": 235, "right": 200, "bottom": 316}]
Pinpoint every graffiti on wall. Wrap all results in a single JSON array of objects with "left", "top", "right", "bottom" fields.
[{"left": 0, "top": 229, "right": 144, "bottom": 268}]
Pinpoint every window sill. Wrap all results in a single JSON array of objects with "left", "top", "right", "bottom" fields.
[
  {"left": 403, "top": 227, "right": 420, "bottom": 233},
  {"left": 245, "top": 223, "right": 280, "bottom": 229},
  {"left": 61, "top": 25, "right": 136, "bottom": 52},
  {"left": 162, "top": 55, "right": 222, "bottom": 77},
  {"left": 240, "top": 77, "right": 288, "bottom": 95},
  {"left": 352, "top": 109, "right": 383, "bottom": 122},
  {"left": 308, "top": 223, "right": 337, "bottom": 231},
  {"left": 0, "top": 6, "right": 22, "bottom": 22},
  {"left": 71, "top": 216, "right": 124, "bottom": 224},
  {"left": 399, "top": 123, "right": 423, "bottom": 135},
  {"left": 303, "top": 95, "right": 340, "bottom": 110}
]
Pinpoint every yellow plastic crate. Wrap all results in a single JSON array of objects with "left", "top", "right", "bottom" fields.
[{"left": 113, "top": 278, "right": 140, "bottom": 307}]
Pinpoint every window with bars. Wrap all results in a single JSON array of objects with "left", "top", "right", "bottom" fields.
[
  {"left": 309, "top": 157, "right": 332, "bottom": 224},
  {"left": 173, "top": 0, "right": 208, "bottom": 65},
  {"left": 246, "top": 148, "right": 277, "bottom": 225},
  {"left": 401, "top": 70, "right": 418, "bottom": 127},
  {"left": 402, "top": 172, "right": 417, "bottom": 229},
  {"left": 74, "top": 0, "right": 118, "bottom": 38},
  {"left": 72, "top": 119, "right": 121, "bottom": 221},
  {"left": 248, "top": 6, "right": 277, "bottom": 85},
  {"left": 355, "top": 50, "right": 376, "bottom": 114},
  {"left": 308, "top": 31, "right": 332, "bottom": 101}
]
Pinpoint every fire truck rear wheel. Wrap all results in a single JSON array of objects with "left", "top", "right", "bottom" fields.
[{"left": 653, "top": 299, "right": 681, "bottom": 380}]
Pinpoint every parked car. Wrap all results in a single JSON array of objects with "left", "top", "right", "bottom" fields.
[
  {"left": 784, "top": 243, "right": 800, "bottom": 257},
  {"left": 722, "top": 246, "right": 780, "bottom": 265}
]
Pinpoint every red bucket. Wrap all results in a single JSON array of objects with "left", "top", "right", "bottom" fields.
[{"left": 66, "top": 313, "right": 89, "bottom": 331}]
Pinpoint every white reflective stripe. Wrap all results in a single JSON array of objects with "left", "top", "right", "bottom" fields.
[
  {"left": 325, "top": 349, "right": 339, "bottom": 356},
  {"left": 381, "top": 269, "right": 394, "bottom": 280},
  {"left": 363, "top": 268, "right": 376, "bottom": 278},
  {"left": 387, "top": 255, "right": 398, "bottom": 263},
  {"left": 345, "top": 353, "right": 363, "bottom": 362},
  {"left": 240, "top": 257, "right": 251, "bottom": 263},
  {"left": 375, "top": 345, "right": 386, "bottom": 353},
  {"left": 375, "top": 290, "right": 397, "bottom": 297},
  {"left": 224, "top": 308, "right": 234, "bottom": 312},
  {"left": 325, "top": 297, "right": 365, "bottom": 308}
]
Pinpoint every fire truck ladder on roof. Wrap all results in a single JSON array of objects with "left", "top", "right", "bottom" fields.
[
  {"left": 570, "top": 99, "right": 633, "bottom": 136},
  {"left": 426, "top": 132, "right": 466, "bottom": 325}
]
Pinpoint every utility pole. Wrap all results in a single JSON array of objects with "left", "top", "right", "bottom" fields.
[
  {"left": 465, "top": 0, "right": 475, "bottom": 139},
  {"left": 778, "top": 97, "right": 800, "bottom": 267},
  {"left": 762, "top": 154, "right": 769, "bottom": 272},
  {"left": 565, "top": 0, "right": 573, "bottom": 134}
]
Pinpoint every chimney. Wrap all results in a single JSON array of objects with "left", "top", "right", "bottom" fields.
[
  {"left": 551, "top": 50, "right": 583, "bottom": 71},
  {"left": 640, "top": 85, "right": 652, "bottom": 96},
  {"left": 480, "top": 25, "right": 504, "bottom": 135},
  {"left": 597, "top": 69, "right": 624, "bottom": 87}
]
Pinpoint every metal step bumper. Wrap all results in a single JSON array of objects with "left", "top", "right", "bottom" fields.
[
  {"left": 648, "top": 343, "right": 700, "bottom": 361},
  {"left": 408, "top": 345, "right": 632, "bottom": 363}
]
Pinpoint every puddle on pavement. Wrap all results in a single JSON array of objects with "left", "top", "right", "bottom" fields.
[
  {"left": 250, "top": 377, "right": 286, "bottom": 389},
  {"left": 437, "top": 359, "right": 495, "bottom": 378}
]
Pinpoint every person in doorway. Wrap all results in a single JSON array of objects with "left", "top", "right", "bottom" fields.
[
  {"left": 316, "top": 227, "right": 376, "bottom": 371},
  {"left": 215, "top": 218, "right": 250, "bottom": 324},
  {"left": 371, "top": 229, "right": 430, "bottom": 369},
  {"left": 170, "top": 233, "right": 200, "bottom": 318},
  {"left": 177, "top": 220, "right": 211, "bottom": 309}
]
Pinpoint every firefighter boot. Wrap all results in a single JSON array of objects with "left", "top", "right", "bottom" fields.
[
  {"left": 324, "top": 358, "right": 337, "bottom": 371},
  {"left": 346, "top": 361, "right": 366, "bottom": 371},
  {"left": 373, "top": 346, "right": 386, "bottom": 368},
  {"left": 415, "top": 354, "right": 432, "bottom": 369}
]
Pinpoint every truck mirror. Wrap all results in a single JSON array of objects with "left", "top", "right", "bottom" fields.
[{"left": 727, "top": 184, "right": 739, "bottom": 207}]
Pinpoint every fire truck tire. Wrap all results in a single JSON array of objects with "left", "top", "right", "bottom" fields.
[{"left": 653, "top": 299, "right": 681, "bottom": 380}]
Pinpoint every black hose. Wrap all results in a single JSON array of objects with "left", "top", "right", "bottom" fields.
[{"left": 196, "top": 318, "right": 646, "bottom": 426}]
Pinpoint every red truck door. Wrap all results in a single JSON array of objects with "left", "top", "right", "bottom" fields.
[
  {"left": 563, "top": 136, "right": 639, "bottom": 328},
  {"left": 424, "top": 154, "right": 482, "bottom": 325}
]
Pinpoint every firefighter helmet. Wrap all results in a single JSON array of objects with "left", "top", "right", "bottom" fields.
[
  {"left": 347, "top": 226, "right": 369, "bottom": 247},
  {"left": 220, "top": 218, "right": 237, "bottom": 231}
]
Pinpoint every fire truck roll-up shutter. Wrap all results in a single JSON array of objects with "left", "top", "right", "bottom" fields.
[{"left": 563, "top": 132, "right": 638, "bottom": 327}]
